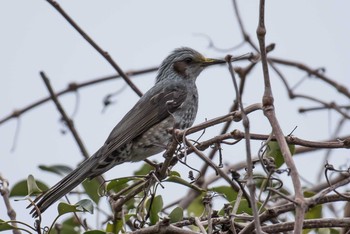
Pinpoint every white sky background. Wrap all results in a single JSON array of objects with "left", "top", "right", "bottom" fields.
[{"left": 1, "top": 0, "right": 350, "bottom": 230}]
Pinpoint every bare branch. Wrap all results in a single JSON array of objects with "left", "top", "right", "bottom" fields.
[
  {"left": 45, "top": 0, "right": 143, "bottom": 97},
  {"left": 256, "top": 1, "right": 305, "bottom": 233},
  {"left": 0, "top": 67, "right": 157, "bottom": 126}
]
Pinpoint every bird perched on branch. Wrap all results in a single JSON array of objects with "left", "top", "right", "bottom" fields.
[{"left": 29, "top": 47, "right": 225, "bottom": 217}]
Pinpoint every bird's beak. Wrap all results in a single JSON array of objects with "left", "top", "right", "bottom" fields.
[{"left": 201, "top": 58, "right": 226, "bottom": 67}]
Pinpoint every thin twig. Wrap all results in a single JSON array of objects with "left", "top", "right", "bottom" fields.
[
  {"left": 269, "top": 57, "right": 350, "bottom": 99},
  {"left": 231, "top": 0, "right": 259, "bottom": 51},
  {"left": 40, "top": 71, "right": 106, "bottom": 188},
  {"left": 45, "top": 0, "right": 143, "bottom": 97},
  {"left": 41, "top": 72, "right": 89, "bottom": 158},
  {"left": 0, "top": 174, "right": 21, "bottom": 234},
  {"left": 0, "top": 67, "right": 157, "bottom": 126},
  {"left": 226, "top": 54, "right": 261, "bottom": 232}
]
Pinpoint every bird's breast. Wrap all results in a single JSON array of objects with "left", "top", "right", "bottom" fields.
[
  {"left": 129, "top": 86, "right": 198, "bottom": 162},
  {"left": 130, "top": 116, "right": 174, "bottom": 162}
]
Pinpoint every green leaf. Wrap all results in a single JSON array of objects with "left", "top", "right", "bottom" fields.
[
  {"left": 58, "top": 203, "right": 80, "bottom": 216},
  {"left": 57, "top": 199, "right": 94, "bottom": 216},
  {"left": 49, "top": 216, "right": 80, "bottom": 234},
  {"left": 27, "top": 175, "right": 46, "bottom": 196},
  {"left": 319, "top": 228, "right": 340, "bottom": 234},
  {"left": 304, "top": 190, "right": 316, "bottom": 197},
  {"left": 134, "top": 163, "right": 153, "bottom": 176},
  {"left": 106, "top": 178, "right": 131, "bottom": 192},
  {"left": 219, "top": 199, "right": 264, "bottom": 216},
  {"left": 61, "top": 217, "right": 81, "bottom": 234},
  {"left": 38, "top": 164, "right": 73, "bottom": 176},
  {"left": 304, "top": 191, "right": 322, "bottom": 220},
  {"left": 146, "top": 195, "right": 163, "bottom": 225},
  {"left": 209, "top": 186, "right": 238, "bottom": 202},
  {"left": 82, "top": 178, "right": 101, "bottom": 204},
  {"left": 107, "top": 178, "right": 138, "bottom": 210},
  {"left": 303, "top": 228, "right": 339, "bottom": 234},
  {"left": 111, "top": 214, "right": 135, "bottom": 233},
  {"left": 266, "top": 141, "right": 295, "bottom": 168},
  {"left": 10, "top": 179, "right": 48, "bottom": 197},
  {"left": 0, "top": 219, "right": 17, "bottom": 231},
  {"left": 83, "top": 231, "right": 107, "bottom": 234},
  {"left": 76, "top": 199, "right": 94, "bottom": 214},
  {"left": 169, "top": 171, "right": 181, "bottom": 177},
  {"left": 106, "top": 222, "right": 115, "bottom": 233},
  {"left": 187, "top": 193, "right": 205, "bottom": 217},
  {"left": 235, "top": 199, "right": 254, "bottom": 215},
  {"left": 106, "top": 221, "right": 123, "bottom": 234},
  {"left": 305, "top": 208, "right": 322, "bottom": 220},
  {"left": 169, "top": 207, "right": 183, "bottom": 223},
  {"left": 105, "top": 214, "right": 135, "bottom": 234},
  {"left": 124, "top": 197, "right": 137, "bottom": 211},
  {"left": 164, "top": 175, "right": 204, "bottom": 193},
  {"left": 302, "top": 228, "right": 312, "bottom": 234}
]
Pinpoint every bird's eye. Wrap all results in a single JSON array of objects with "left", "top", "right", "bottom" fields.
[{"left": 184, "top": 57, "right": 193, "bottom": 64}]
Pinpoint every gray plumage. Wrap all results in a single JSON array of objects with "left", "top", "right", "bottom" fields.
[{"left": 29, "top": 47, "right": 224, "bottom": 217}]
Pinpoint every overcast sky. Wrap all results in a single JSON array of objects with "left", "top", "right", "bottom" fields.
[{"left": 1, "top": 0, "right": 349, "bottom": 229}]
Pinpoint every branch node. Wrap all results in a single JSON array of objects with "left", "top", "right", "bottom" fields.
[
  {"left": 262, "top": 95, "right": 274, "bottom": 107},
  {"left": 68, "top": 82, "right": 78, "bottom": 91}
]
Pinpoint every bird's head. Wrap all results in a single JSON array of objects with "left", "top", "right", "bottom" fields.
[{"left": 156, "top": 47, "right": 225, "bottom": 83}]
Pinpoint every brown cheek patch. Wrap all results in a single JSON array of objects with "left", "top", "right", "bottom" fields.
[{"left": 173, "top": 61, "right": 187, "bottom": 77}]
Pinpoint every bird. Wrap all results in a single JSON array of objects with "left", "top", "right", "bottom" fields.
[{"left": 29, "top": 47, "right": 225, "bottom": 217}]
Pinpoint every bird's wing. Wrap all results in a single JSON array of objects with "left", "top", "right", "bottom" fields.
[
  {"left": 103, "top": 84, "right": 187, "bottom": 157},
  {"left": 28, "top": 84, "right": 187, "bottom": 217}
]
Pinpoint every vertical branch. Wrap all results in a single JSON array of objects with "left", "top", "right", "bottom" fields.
[
  {"left": 256, "top": 2, "right": 272, "bottom": 104},
  {"left": 225, "top": 56, "right": 262, "bottom": 233},
  {"left": 0, "top": 174, "right": 21, "bottom": 234},
  {"left": 256, "top": 1, "right": 305, "bottom": 233}
]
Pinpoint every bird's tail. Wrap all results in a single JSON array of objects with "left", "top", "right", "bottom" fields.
[{"left": 28, "top": 153, "right": 100, "bottom": 217}]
